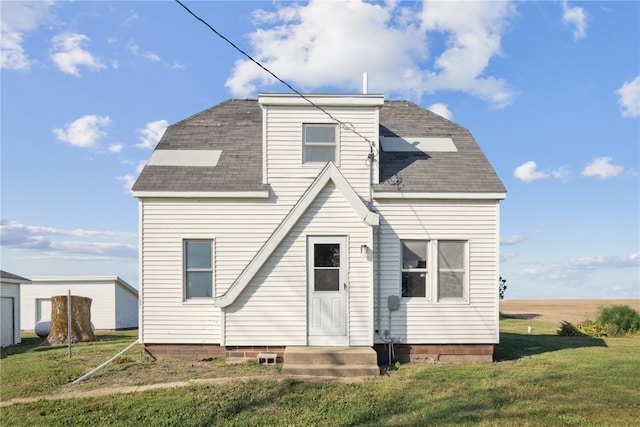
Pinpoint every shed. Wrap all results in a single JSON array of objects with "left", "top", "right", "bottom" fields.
[
  {"left": 1, "top": 270, "right": 31, "bottom": 347},
  {"left": 20, "top": 276, "right": 138, "bottom": 331}
]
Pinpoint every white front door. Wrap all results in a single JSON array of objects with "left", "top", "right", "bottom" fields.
[{"left": 307, "top": 236, "right": 348, "bottom": 346}]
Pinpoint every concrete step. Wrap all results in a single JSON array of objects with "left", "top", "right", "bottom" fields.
[
  {"left": 284, "top": 346, "right": 378, "bottom": 365},
  {"left": 283, "top": 346, "right": 379, "bottom": 377},
  {"left": 282, "top": 363, "right": 380, "bottom": 377}
]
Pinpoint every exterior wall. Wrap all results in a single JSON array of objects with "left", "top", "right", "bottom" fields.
[
  {"left": 20, "top": 278, "right": 137, "bottom": 330},
  {"left": 115, "top": 284, "right": 139, "bottom": 329},
  {"left": 374, "top": 199, "right": 501, "bottom": 344},
  {"left": 139, "top": 198, "right": 283, "bottom": 343},
  {"left": 263, "top": 104, "right": 379, "bottom": 200},
  {"left": 224, "top": 183, "right": 373, "bottom": 346},
  {"left": 1, "top": 282, "right": 21, "bottom": 345}
]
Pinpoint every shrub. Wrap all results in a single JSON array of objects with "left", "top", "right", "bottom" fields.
[
  {"left": 596, "top": 305, "right": 640, "bottom": 336},
  {"left": 557, "top": 321, "right": 588, "bottom": 337},
  {"left": 574, "top": 320, "right": 609, "bottom": 338}
]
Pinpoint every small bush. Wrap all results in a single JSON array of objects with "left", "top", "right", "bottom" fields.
[
  {"left": 596, "top": 305, "right": 640, "bottom": 336},
  {"left": 575, "top": 320, "right": 609, "bottom": 338},
  {"left": 557, "top": 321, "right": 588, "bottom": 337}
]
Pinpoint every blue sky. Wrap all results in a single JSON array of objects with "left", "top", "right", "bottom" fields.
[{"left": 1, "top": 0, "right": 638, "bottom": 299}]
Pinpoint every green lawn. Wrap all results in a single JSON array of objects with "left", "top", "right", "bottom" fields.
[{"left": 2, "top": 320, "right": 639, "bottom": 426}]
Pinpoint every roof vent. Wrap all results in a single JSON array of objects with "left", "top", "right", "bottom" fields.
[{"left": 362, "top": 72, "right": 368, "bottom": 94}]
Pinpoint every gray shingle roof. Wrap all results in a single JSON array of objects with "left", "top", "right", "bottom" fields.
[
  {"left": 132, "top": 99, "right": 266, "bottom": 193},
  {"left": 376, "top": 100, "right": 506, "bottom": 193},
  {"left": 132, "top": 98, "right": 505, "bottom": 194},
  {"left": 1, "top": 270, "right": 30, "bottom": 282}
]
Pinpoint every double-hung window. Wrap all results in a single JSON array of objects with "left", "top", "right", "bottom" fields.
[
  {"left": 401, "top": 240, "right": 468, "bottom": 302},
  {"left": 184, "top": 240, "right": 213, "bottom": 299},
  {"left": 302, "top": 124, "right": 337, "bottom": 164},
  {"left": 401, "top": 241, "right": 428, "bottom": 297}
]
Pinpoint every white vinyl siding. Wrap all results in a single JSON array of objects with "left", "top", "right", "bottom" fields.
[
  {"left": 375, "top": 199, "right": 500, "bottom": 344},
  {"left": 1, "top": 283, "right": 21, "bottom": 345},
  {"left": 20, "top": 278, "right": 138, "bottom": 330},
  {"left": 264, "top": 105, "right": 379, "bottom": 197},
  {"left": 224, "top": 183, "right": 373, "bottom": 346}
]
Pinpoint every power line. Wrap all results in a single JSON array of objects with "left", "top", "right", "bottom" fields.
[{"left": 173, "top": 0, "right": 377, "bottom": 154}]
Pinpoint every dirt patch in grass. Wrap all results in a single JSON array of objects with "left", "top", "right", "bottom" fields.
[{"left": 500, "top": 299, "right": 640, "bottom": 323}]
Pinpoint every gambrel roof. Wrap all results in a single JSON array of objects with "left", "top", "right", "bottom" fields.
[{"left": 132, "top": 97, "right": 505, "bottom": 195}]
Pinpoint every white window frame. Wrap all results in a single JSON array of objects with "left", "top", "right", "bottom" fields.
[
  {"left": 183, "top": 239, "right": 214, "bottom": 301},
  {"left": 400, "top": 239, "right": 469, "bottom": 303},
  {"left": 400, "top": 240, "right": 430, "bottom": 300},
  {"left": 302, "top": 123, "right": 339, "bottom": 165}
]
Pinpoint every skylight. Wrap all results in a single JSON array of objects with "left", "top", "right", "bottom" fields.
[
  {"left": 147, "top": 150, "right": 222, "bottom": 167},
  {"left": 380, "top": 137, "right": 457, "bottom": 153}
]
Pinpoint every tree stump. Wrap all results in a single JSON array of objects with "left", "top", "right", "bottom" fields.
[{"left": 44, "top": 295, "right": 97, "bottom": 345}]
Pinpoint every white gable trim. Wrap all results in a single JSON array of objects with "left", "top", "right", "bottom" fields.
[
  {"left": 214, "top": 162, "right": 379, "bottom": 308},
  {"left": 133, "top": 190, "right": 270, "bottom": 199},
  {"left": 373, "top": 191, "right": 506, "bottom": 200}
]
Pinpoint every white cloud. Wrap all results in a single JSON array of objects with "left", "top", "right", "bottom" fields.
[
  {"left": 116, "top": 160, "right": 146, "bottom": 193},
  {"left": 137, "top": 120, "right": 168, "bottom": 149},
  {"left": 52, "top": 115, "right": 112, "bottom": 148},
  {"left": 427, "top": 103, "right": 452, "bottom": 120},
  {"left": 108, "top": 143, "right": 123, "bottom": 153},
  {"left": 561, "top": 1, "right": 588, "bottom": 40},
  {"left": 513, "top": 161, "right": 549, "bottom": 182},
  {"left": 126, "top": 41, "right": 161, "bottom": 62},
  {"left": 582, "top": 157, "right": 624, "bottom": 179},
  {"left": 0, "top": 1, "right": 53, "bottom": 70},
  {"left": 501, "top": 234, "right": 526, "bottom": 245},
  {"left": 50, "top": 32, "right": 105, "bottom": 76},
  {"left": 616, "top": 75, "right": 640, "bottom": 118},
  {"left": 0, "top": 219, "right": 137, "bottom": 260},
  {"left": 226, "top": 0, "right": 516, "bottom": 108}
]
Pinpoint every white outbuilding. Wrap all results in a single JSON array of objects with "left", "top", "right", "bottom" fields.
[
  {"left": 20, "top": 276, "right": 138, "bottom": 331},
  {"left": 1, "top": 270, "right": 31, "bottom": 347}
]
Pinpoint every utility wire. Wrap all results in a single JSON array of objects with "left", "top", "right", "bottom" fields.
[{"left": 174, "top": 0, "right": 377, "bottom": 154}]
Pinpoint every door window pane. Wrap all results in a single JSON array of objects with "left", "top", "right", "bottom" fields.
[
  {"left": 314, "top": 244, "right": 340, "bottom": 267},
  {"left": 314, "top": 269, "right": 340, "bottom": 291}
]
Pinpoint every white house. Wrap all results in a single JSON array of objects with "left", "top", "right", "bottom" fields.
[
  {"left": 132, "top": 93, "right": 506, "bottom": 367},
  {"left": 1, "top": 270, "right": 31, "bottom": 347},
  {"left": 20, "top": 276, "right": 138, "bottom": 331}
]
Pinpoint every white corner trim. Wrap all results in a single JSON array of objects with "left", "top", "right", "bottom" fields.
[
  {"left": 373, "top": 191, "right": 506, "bottom": 200},
  {"left": 132, "top": 190, "right": 270, "bottom": 199},
  {"left": 214, "top": 162, "right": 379, "bottom": 308}
]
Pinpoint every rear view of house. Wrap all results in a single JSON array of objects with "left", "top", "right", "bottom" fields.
[{"left": 132, "top": 93, "right": 506, "bottom": 369}]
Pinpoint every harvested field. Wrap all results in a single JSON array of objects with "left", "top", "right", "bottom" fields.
[{"left": 500, "top": 299, "right": 640, "bottom": 324}]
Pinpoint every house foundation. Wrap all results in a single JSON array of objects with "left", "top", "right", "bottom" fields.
[
  {"left": 144, "top": 344, "right": 285, "bottom": 362},
  {"left": 374, "top": 343, "right": 494, "bottom": 365}
]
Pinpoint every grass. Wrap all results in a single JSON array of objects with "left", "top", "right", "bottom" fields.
[{"left": 2, "top": 321, "right": 639, "bottom": 426}]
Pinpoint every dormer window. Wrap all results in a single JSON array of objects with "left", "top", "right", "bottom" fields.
[{"left": 303, "top": 124, "right": 338, "bottom": 164}]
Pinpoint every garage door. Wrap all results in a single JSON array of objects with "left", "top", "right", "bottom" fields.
[{"left": 1, "top": 297, "right": 15, "bottom": 347}]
